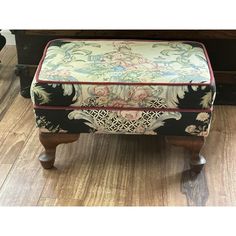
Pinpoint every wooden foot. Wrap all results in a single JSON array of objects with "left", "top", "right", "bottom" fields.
[
  {"left": 39, "top": 132, "right": 80, "bottom": 169},
  {"left": 166, "top": 136, "right": 206, "bottom": 174},
  {"left": 190, "top": 154, "right": 206, "bottom": 174}
]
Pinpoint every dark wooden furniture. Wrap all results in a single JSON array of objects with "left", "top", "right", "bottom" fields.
[{"left": 12, "top": 30, "right": 236, "bottom": 104}]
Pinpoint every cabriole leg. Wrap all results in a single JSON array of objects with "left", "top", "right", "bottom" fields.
[
  {"left": 166, "top": 136, "right": 206, "bottom": 174},
  {"left": 38, "top": 132, "right": 80, "bottom": 169}
]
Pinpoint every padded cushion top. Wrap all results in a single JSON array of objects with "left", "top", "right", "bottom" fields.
[
  {"left": 32, "top": 39, "right": 215, "bottom": 111},
  {"left": 36, "top": 39, "right": 213, "bottom": 85}
]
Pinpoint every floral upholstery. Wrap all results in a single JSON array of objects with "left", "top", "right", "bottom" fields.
[{"left": 31, "top": 39, "right": 216, "bottom": 136}]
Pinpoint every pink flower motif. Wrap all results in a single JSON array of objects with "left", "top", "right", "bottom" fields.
[
  {"left": 111, "top": 99, "right": 127, "bottom": 108},
  {"left": 118, "top": 110, "right": 142, "bottom": 121},
  {"left": 97, "top": 96, "right": 108, "bottom": 105},
  {"left": 94, "top": 86, "right": 109, "bottom": 96},
  {"left": 131, "top": 87, "right": 149, "bottom": 101}
]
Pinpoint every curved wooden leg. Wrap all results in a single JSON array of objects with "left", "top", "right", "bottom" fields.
[
  {"left": 39, "top": 132, "right": 80, "bottom": 169},
  {"left": 166, "top": 136, "right": 206, "bottom": 174}
]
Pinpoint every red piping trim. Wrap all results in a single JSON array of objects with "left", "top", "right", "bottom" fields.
[
  {"left": 35, "top": 39, "right": 215, "bottom": 86},
  {"left": 34, "top": 104, "right": 213, "bottom": 113}
]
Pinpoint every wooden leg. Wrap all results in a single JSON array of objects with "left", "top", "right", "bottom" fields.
[
  {"left": 39, "top": 132, "right": 80, "bottom": 169},
  {"left": 166, "top": 136, "right": 206, "bottom": 174}
]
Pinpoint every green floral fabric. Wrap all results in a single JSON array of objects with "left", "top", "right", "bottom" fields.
[{"left": 38, "top": 40, "right": 211, "bottom": 84}]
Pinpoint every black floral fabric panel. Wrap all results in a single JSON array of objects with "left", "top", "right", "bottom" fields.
[{"left": 34, "top": 108, "right": 212, "bottom": 136}]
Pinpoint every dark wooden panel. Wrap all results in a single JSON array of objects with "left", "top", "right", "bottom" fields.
[
  {"left": 18, "top": 30, "right": 236, "bottom": 39},
  {"left": 214, "top": 71, "right": 236, "bottom": 84}
]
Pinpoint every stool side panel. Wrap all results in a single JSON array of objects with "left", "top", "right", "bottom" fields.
[{"left": 33, "top": 108, "right": 212, "bottom": 137}]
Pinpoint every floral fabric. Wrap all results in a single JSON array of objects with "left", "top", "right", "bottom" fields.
[
  {"left": 37, "top": 40, "right": 212, "bottom": 84},
  {"left": 31, "top": 39, "right": 216, "bottom": 137},
  {"left": 31, "top": 81, "right": 215, "bottom": 109},
  {"left": 32, "top": 39, "right": 215, "bottom": 110},
  {"left": 34, "top": 108, "right": 212, "bottom": 137}
]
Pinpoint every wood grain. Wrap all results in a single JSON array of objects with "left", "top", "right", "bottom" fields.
[
  {"left": 0, "top": 46, "right": 236, "bottom": 206},
  {"left": 0, "top": 46, "right": 19, "bottom": 121},
  {"left": 204, "top": 106, "right": 236, "bottom": 205}
]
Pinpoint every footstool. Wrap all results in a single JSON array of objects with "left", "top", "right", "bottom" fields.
[{"left": 30, "top": 39, "right": 216, "bottom": 173}]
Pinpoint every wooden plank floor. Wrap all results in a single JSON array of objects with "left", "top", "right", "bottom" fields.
[{"left": 0, "top": 46, "right": 236, "bottom": 206}]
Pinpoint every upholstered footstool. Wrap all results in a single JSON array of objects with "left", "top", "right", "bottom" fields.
[{"left": 31, "top": 39, "right": 216, "bottom": 173}]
